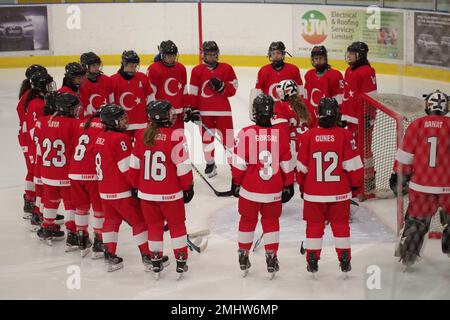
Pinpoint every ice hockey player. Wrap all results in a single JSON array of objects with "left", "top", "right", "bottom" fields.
[
  {"left": 231, "top": 94, "right": 294, "bottom": 279},
  {"left": 110, "top": 50, "right": 154, "bottom": 133},
  {"left": 95, "top": 104, "right": 157, "bottom": 272},
  {"left": 275, "top": 79, "right": 317, "bottom": 167},
  {"left": 340, "top": 41, "right": 377, "bottom": 197},
  {"left": 146, "top": 41, "right": 188, "bottom": 130},
  {"left": 188, "top": 41, "right": 238, "bottom": 178},
  {"left": 37, "top": 93, "right": 81, "bottom": 248},
  {"left": 79, "top": 52, "right": 113, "bottom": 118},
  {"left": 390, "top": 90, "right": 450, "bottom": 267},
  {"left": 297, "top": 97, "right": 363, "bottom": 276},
  {"left": 17, "top": 66, "right": 49, "bottom": 218},
  {"left": 69, "top": 110, "right": 106, "bottom": 258},
  {"left": 255, "top": 41, "right": 303, "bottom": 102},
  {"left": 130, "top": 100, "right": 193, "bottom": 279},
  {"left": 304, "top": 46, "right": 344, "bottom": 108},
  {"left": 59, "top": 62, "right": 86, "bottom": 97}
]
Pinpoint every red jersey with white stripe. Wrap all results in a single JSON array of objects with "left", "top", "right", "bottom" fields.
[
  {"left": 189, "top": 62, "right": 238, "bottom": 117},
  {"left": 129, "top": 127, "right": 193, "bottom": 202},
  {"left": 69, "top": 117, "right": 105, "bottom": 181},
  {"left": 79, "top": 74, "right": 113, "bottom": 118},
  {"left": 304, "top": 67, "right": 344, "bottom": 108},
  {"left": 110, "top": 72, "right": 154, "bottom": 131},
  {"left": 58, "top": 86, "right": 79, "bottom": 98},
  {"left": 25, "top": 97, "right": 45, "bottom": 163},
  {"left": 94, "top": 130, "right": 133, "bottom": 199},
  {"left": 33, "top": 116, "right": 46, "bottom": 184},
  {"left": 17, "top": 89, "right": 29, "bottom": 139},
  {"left": 232, "top": 125, "right": 293, "bottom": 203},
  {"left": 393, "top": 115, "right": 450, "bottom": 194},
  {"left": 296, "top": 126, "right": 363, "bottom": 202},
  {"left": 340, "top": 64, "right": 377, "bottom": 125},
  {"left": 39, "top": 115, "right": 79, "bottom": 187},
  {"left": 255, "top": 63, "right": 303, "bottom": 101},
  {"left": 146, "top": 61, "right": 188, "bottom": 116}
]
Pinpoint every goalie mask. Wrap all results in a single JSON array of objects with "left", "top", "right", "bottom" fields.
[
  {"left": 276, "top": 79, "right": 298, "bottom": 102},
  {"left": 424, "top": 90, "right": 449, "bottom": 115}
]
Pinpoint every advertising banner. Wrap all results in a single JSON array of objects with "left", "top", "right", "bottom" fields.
[
  {"left": 293, "top": 6, "right": 404, "bottom": 62},
  {"left": 0, "top": 6, "right": 49, "bottom": 52},
  {"left": 414, "top": 12, "right": 450, "bottom": 68}
]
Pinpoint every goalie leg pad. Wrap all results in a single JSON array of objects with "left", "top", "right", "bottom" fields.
[
  {"left": 396, "top": 213, "right": 430, "bottom": 265},
  {"left": 440, "top": 210, "right": 450, "bottom": 255}
]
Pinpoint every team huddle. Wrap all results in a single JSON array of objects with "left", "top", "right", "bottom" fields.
[{"left": 15, "top": 38, "right": 449, "bottom": 279}]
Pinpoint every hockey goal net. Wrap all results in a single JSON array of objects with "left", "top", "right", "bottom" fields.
[{"left": 359, "top": 93, "right": 443, "bottom": 238}]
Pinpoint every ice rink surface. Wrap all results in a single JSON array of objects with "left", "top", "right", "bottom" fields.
[{"left": 0, "top": 66, "right": 449, "bottom": 300}]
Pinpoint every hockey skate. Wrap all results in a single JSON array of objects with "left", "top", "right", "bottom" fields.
[
  {"left": 204, "top": 162, "right": 217, "bottom": 178},
  {"left": 78, "top": 231, "right": 92, "bottom": 258},
  {"left": 176, "top": 252, "right": 188, "bottom": 280},
  {"left": 91, "top": 234, "right": 105, "bottom": 259},
  {"left": 37, "top": 225, "right": 65, "bottom": 246},
  {"left": 65, "top": 231, "right": 79, "bottom": 252},
  {"left": 23, "top": 195, "right": 34, "bottom": 219},
  {"left": 339, "top": 251, "right": 352, "bottom": 278},
  {"left": 307, "top": 252, "right": 319, "bottom": 279},
  {"left": 29, "top": 213, "right": 42, "bottom": 232},
  {"left": 265, "top": 251, "right": 279, "bottom": 280},
  {"left": 238, "top": 249, "right": 251, "bottom": 277},
  {"left": 104, "top": 251, "right": 124, "bottom": 272},
  {"left": 143, "top": 253, "right": 170, "bottom": 274}
]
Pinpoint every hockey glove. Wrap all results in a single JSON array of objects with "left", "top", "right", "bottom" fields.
[
  {"left": 183, "top": 185, "right": 194, "bottom": 204},
  {"left": 191, "top": 109, "right": 201, "bottom": 123},
  {"left": 282, "top": 184, "right": 294, "bottom": 203},
  {"left": 389, "top": 172, "right": 410, "bottom": 197},
  {"left": 131, "top": 188, "right": 139, "bottom": 199},
  {"left": 208, "top": 77, "right": 225, "bottom": 93},
  {"left": 231, "top": 181, "right": 241, "bottom": 198},
  {"left": 351, "top": 186, "right": 362, "bottom": 198},
  {"left": 183, "top": 107, "right": 192, "bottom": 123}
]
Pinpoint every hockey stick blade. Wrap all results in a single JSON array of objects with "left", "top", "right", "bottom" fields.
[
  {"left": 187, "top": 235, "right": 208, "bottom": 253},
  {"left": 191, "top": 163, "right": 232, "bottom": 197},
  {"left": 188, "top": 229, "right": 211, "bottom": 239}
]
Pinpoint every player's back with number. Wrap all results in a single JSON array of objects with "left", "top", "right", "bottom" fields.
[
  {"left": 40, "top": 115, "right": 79, "bottom": 186},
  {"left": 297, "top": 126, "right": 362, "bottom": 200},
  {"left": 130, "top": 127, "right": 192, "bottom": 200},
  {"left": 396, "top": 115, "right": 450, "bottom": 190},
  {"left": 95, "top": 130, "right": 132, "bottom": 198},
  {"left": 69, "top": 117, "right": 104, "bottom": 180},
  {"left": 233, "top": 124, "right": 292, "bottom": 200}
]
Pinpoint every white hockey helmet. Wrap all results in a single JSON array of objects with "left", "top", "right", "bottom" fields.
[
  {"left": 276, "top": 79, "right": 298, "bottom": 102},
  {"left": 424, "top": 90, "right": 449, "bottom": 115}
]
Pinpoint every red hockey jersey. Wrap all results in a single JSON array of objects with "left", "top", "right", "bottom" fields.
[
  {"left": 296, "top": 126, "right": 363, "bottom": 202},
  {"left": 255, "top": 63, "right": 303, "bottom": 101},
  {"left": 129, "top": 127, "right": 193, "bottom": 201},
  {"left": 146, "top": 61, "right": 188, "bottom": 116},
  {"left": 189, "top": 62, "right": 238, "bottom": 117},
  {"left": 39, "top": 115, "right": 79, "bottom": 187},
  {"left": 232, "top": 125, "right": 293, "bottom": 203},
  {"left": 69, "top": 117, "right": 105, "bottom": 181},
  {"left": 25, "top": 97, "right": 45, "bottom": 163},
  {"left": 110, "top": 72, "right": 154, "bottom": 131},
  {"left": 16, "top": 89, "right": 29, "bottom": 141},
  {"left": 79, "top": 74, "right": 113, "bottom": 118},
  {"left": 393, "top": 115, "right": 450, "bottom": 194},
  {"left": 94, "top": 130, "right": 133, "bottom": 199},
  {"left": 340, "top": 64, "right": 377, "bottom": 125},
  {"left": 304, "top": 67, "right": 344, "bottom": 107}
]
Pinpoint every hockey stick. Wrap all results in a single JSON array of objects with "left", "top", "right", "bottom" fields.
[
  {"left": 195, "top": 121, "right": 233, "bottom": 156},
  {"left": 191, "top": 163, "right": 233, "bottom": 197},
  {"left": 187, "top": 234, "right": 208, "bottom": 253},
  {"left": 164, "top": 223, "right": 211, "bottom": 239},
  {"left": 252, "top": 232, "right": 264, "bottom": 252}
]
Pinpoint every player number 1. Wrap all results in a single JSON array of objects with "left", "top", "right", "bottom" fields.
[{"left": 427, "top": 136, "right": 437, "bottom": 168}]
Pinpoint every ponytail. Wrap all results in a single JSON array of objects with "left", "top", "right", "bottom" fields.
[
  {"left": 24, "top": 88, "right": 42, "bottom": 113},
  {"left": 143, "top": 121, "right": 160, "bottom": 147},
  {"left": 83, "top": 112, "right": 100, "bottom": 130},
  {"left": 289, "top": 95, "right": 310, "bottom": 124},
  {"left": 19, "top": 79, "right": 31, "bottom": 99}
]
